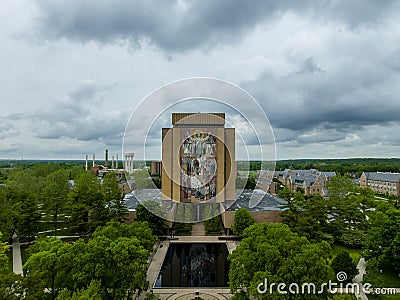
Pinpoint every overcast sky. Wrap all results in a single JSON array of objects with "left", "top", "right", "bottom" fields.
[{"left": 1, "top": 0, "right": 400, "bottom": 160}]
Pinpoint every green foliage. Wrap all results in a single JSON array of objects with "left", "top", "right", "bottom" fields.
[
  {"left": 0, "top": 233, "right": 9, "bottom": 273},
  {"left": 44, "top": 169, "right": 70, "bottom": 237},
  {"left": 67, "top": 172, "right": 103, "bottom": 234},
  {"left": 277, "top": 186, "right": 293, "bottom": 202},
  {"left": 338, "top": 230, "right": 365, "bottom": 247},
  {"left": 364, "top": 257, "right": 384, "bottom": 288},
  {"left": 101, "top": 173, "right": 127, "bottom": 223},
  {"left": 23, "top": 221, "right": 156, "bottom": 299},
  {"left": 381, "top": 210, "right": 400, "bottom": 271},
  {"left": 204, "top": 203, "right": 222, "bottom": 233},
  {"left": 274, "top": 158, "right": 400, "bottom": 175},
  {"left": 135, "top": 200, "right": 166, "bottom": 235},
  {"left": 228, "top": 223, "right": 334, "bottom": 299},
  {"left": 245, "top": 176, "right": 256, "bottom": 190},
  {"left": 151, "top": 177, "right": 161, "bottom": 189},
  {"left": 132, "top": 169, "right": 154, "bottom": 190},
  {"left": 57, "top": 280, "right": 104, "bottom": 300},
  {"left": 331, "top": 250, "right": 358, "bottom": 283},
  {"left": 205, "top": 215, "right": 222, "bottom": 234},
  {"left": 0, "top": 186, "right": 20, "bottom": 240},
  {"left": 232, "top": 207, "right": 255, "bottom": 236},
  {"left": 283, "top": 193, "right": 333, "bottom": 243},
  {"left": 173, "top": 203, "right": 192, "bottom": 234},
  {"left": 327, "top": 175, "right": 355, "bottom": 202},
  {"left": 0, "top": 272, "right": 44, "bottom": 300}
]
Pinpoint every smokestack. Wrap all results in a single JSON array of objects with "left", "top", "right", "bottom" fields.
[
  {"left": 92, "top": 154, "right": 95, "bottom": 167},
  {"left": 116, "top": 154, "right": 118, "bottom": 169},
  {"left": 105, "top": 149, "right": 109, "bottom": 168},
  {"left": 85, "top": 154, "right": 88, "bottom": 171},
  {"left": 112, "top": 156, "right": 114, "bottom": 169}
]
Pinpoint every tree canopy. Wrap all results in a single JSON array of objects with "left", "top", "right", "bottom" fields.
[
  {"left": 23, "top": 221, "right": 157, "bottom": 300},
  {"left": 228, "top": 223, "right": 334, "bottom": 299},
  {"left": 232, "top": 207, "right": 255, "bottom": 236}
]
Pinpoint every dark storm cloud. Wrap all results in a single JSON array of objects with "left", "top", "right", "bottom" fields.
[
  {"left": 242, "top": 52, "right": 400, "bottom": 147},
  {"left": 32, "top": 0, "right": 398, "bottom": 52},
  {"left": 244, "top": 56, "right": 400, "bottom": 132}
]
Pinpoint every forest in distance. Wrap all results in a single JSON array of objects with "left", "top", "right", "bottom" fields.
[{"left": 2, "top": 157, "right": 400, "bottom": 174}]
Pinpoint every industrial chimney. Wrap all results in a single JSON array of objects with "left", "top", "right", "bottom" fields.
[{"left": 105, "top": 149, "right": 109, "bottom": 168}]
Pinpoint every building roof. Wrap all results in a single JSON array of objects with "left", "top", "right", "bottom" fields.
[
  {"left": 364, "top": 172, "right": 400, "bottom": 183},
  {"left": 172, "top": 113, "right": 225, "bottom": 126},
  {"left": 226, "top": 189, "right": 287, "bottom": 212},
  {"left": 275, "top": 169, "right": 336, "bottom": 188}
]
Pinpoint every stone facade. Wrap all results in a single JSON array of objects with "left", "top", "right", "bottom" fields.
[{"left": 360, "top": 172, "right": 400, "bottom": 196}]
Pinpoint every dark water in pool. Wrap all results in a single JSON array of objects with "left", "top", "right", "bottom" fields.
[{"left": 155, "top": 243, "right": 230, "bottom": 287}]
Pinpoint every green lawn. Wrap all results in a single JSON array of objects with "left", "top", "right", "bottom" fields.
[
  {"left": 368, "top": 294, "right": 398, "bottom": 300},
  {"left": 378, "top": 259, "right": 400, "bottom": 288},
  {"left": 331, "top": 243, "right": 362, "bottom": 264}
]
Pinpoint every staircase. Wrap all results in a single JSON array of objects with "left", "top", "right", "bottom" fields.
[{"left": 191, "top": 222, "right": 206, "bottom": 236}]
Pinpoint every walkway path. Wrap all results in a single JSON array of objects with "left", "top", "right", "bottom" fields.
[
  {"left": 191, "top": 222, "right": 206, "bottom": 236},
  {"left": 147, "top": 241, "right": 170, "bottom": 289},
  {"left": 12, "top": 234, "right": 23, "bottom": 275},
  {"left": 354, "top": 258, "right": 368, "bottom": 300}
]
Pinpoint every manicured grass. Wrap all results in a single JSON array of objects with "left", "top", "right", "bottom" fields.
[
  {"left": 331, "top": 243, "right": 362, "bottom": 264},
  {"left": 379, "top": 259, "right": 400, "bottom": 288},
  {"left": 368, "top": 294, "right": 398, "bottom": 299}
]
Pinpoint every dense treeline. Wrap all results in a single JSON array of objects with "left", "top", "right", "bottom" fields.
[
  {"left": 0, "top": 162, "right": 160, "bottom": 299},
  {"left": 1, "top": 221, "right": 156, "bottom": 299},
  {"left": 0, "top": 163, "right": 128, "bottom": 243},
  {"left": 236, "top": 158, "right": 400, "bottom": 175}
]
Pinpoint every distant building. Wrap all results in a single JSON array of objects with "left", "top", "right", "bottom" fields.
[
  {"left": 86, "top": 150, "right": 124, "bottom": 179},
  {"left": 275, "top": 169, "right": 336, "bottom": 197},
  {"left": 360, "top": 172, "right": 400, "bottom": 196},
  {"left": 256, "top": 170, "right": 277, "bottom": 195},
  {"left": 150, "top": 161, "right": 162, "bottom": 176}
]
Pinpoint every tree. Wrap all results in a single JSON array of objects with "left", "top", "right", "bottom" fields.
[
  {"left": 23, "top": 222, "right": 156, "bottom": 299},
  {"left": 0, "top": 233, "right": 8, "bottom": 273},
  {"left": 24, "top": 238, "right": 72, "bottom": 300},
  {"left": 283, "top": 193, "right": 333, "bottom": 243},
  {"left": 44, "top": 170, "right": 70, "bottom": 237},
  {"left": 0, "top": 272, "right": 44, "bottom": 300},
  {"left": 327, "top": 175, "right": 355, "bottom": 202},
  {"left": 228, "top": 223, "right": 333, "bottom": 299},
  {"left": 204, "top": 204, "right": 222, "bottom": 234},
  {"left": 102, "top": 173, "right": 127, "bottom": 223},
  {"left": 132, "top": 169, "right": 153, "bottom": 190},
  {"left": 381, "top": 210, "right": 400, "bottom": 271},
  {"left": 135, "top": 200, "right": 166, "bottom": 235},
  {"left": 0, "top": 186, "right": 20, "bottom": 241},
  {"left": 15, "top": 190, "right": 40, "bottom": 243},
  {"left": 363, "top": 257, "right": 384, "bottom": 288},
  {"left": 67, "top": 172, "right": 103, "bottom": 234},
  {"left": 331, "top": 250, "right": 358, "bottom": 283},
  {"left": 2, "top": 171, "right": 43, "bottom": 241},
  {"left": 56, "top": 280, "right": 104, "bottom": 300},
  {"left": 232, "top": 207, "right": 255, "bottom": 236},
  {"left": 278, "top": 186, "right": 293, "bottom": 202},
  {"left": 245, "top": 176, "right": 256, "bottom": 190},
  {"left": 173, "top": 203, "right": 192, "bottom": 234}
]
